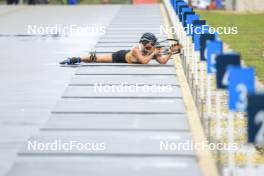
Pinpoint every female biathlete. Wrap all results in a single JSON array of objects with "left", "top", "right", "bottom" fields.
[{"left": 59, "top": 32, "right": 182, "bottom": 65}]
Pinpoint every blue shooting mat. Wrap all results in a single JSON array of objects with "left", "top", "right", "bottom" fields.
[
  {"left": 177, "top": 3, "right": 188, "bottom": 15},
  {"left": 206, "top": 40, "right": 223, "bottom": 74},
  {"left": 193, "top": 24, "right": 209, "bottom": 51},
  {"left": 191, "top": 20, "right": 206, "bottom": 42},
  {"left": 185, "top": 14, "right": 199, "bottom": 35},
  {"left": 182, "top": 12, "right": 195, "bottom": 28},
  {"left": 173, "top": 0, "right": 184, "bottom": 11},
  {"left": 179, "top": 7, "right": 193, "bottom": 22}
]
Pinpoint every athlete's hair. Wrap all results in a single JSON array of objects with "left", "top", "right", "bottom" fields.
[{"left": 139, "top": 32, "right": 157, "bottom": 45}]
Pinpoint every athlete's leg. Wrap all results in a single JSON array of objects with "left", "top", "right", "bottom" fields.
[
  {"left": 60, "top": 53, "right": 113, "bottom": 64},
  {"left": 81, "top": 54, "right": 112, "bottom": 63},
  {"left": 60, "top": 50, "right": 129, "bottom": 64}
]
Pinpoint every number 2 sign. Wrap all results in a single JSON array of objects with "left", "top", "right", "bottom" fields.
[
  {"left": 247, "top": 94, "right": 264, "bottom": 145},
  {"left": 228, "top": 66, "right": 255, "bottom": 112}
]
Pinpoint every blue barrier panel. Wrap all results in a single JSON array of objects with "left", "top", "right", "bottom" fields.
[
  {"left": 228, "top": 66, "right": 255, "bottom": 112},
  {"left": 173, "top": 0, "right": 184, "bottom": 11},
  {"left": 183, "top": 12, "right": 195, "bottom": 28},
  {"left": 199, "top": 33, "right": 216, "bottom": 61},
  {"left": 176, "top": 1, "right": 186, "bottom": 14},
  {"left": 171, "top": 0, "right": 176, "bottom": 10},
  {"left": 177, "top": 3, "right": 188, "bottom": 15},
  {"left": 186, "top": 14, "right": 199, "bottom": 35},
  {"left": 178, "top": 5, "right": 189, "bottom": 20},
  {"left": 247, "top": 93, "right": 264, "bottom": 145},
  {"left": 180, "top": 7, "right": 193, "bottom": 22},
  {"left": 206, "top": 40, "right": 223, "bottom": 74},
  {"left": 193, "top": 24, "right": 209, "bottom": 51},
  {"left": 215, "top": 53, "right": 241, "bottom": 89},
  {"left": 192, "top": 20, "right": 206, "bottom": 42}
]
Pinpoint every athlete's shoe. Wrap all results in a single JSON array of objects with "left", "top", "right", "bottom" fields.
[{"left": 59, "top": 57, "right": 81, "bottom": 64}]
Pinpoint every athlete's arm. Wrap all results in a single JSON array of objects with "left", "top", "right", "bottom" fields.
[
  {"left": 155, "top": 43, "right": 183, "bottom": 64},
  {"left": 131, "top": 47, "right": 155, "bottom": 64},
  {"left": 155, "top": 54, "right": 172, "bottom": 64}
]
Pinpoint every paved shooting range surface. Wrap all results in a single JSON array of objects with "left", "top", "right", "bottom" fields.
[{"left": 0, "top": 4, "right": 202, "bottom": 176}]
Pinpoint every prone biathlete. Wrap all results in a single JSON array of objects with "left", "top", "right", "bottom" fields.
[{"left": 59, "top": 32, "right": 182, "bottom": 65}]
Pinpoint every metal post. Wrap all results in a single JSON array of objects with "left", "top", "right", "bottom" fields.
[
  {"left": 216, "top": 91, "right": 222, "bottom": 140},
  {"left": 227, "top": 111, "right": 235, "bottom": 176}
]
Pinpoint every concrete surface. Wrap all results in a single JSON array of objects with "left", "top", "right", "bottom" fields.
[
  {"left": 0, "top": 5, "right": 120, "bottom": 176},
  {"left": 1, "top": 4, "right": 202, "bottom": 176}
]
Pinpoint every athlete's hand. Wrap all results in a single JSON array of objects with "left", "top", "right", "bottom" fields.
[
  {"left": 154, "top": 48, "right": 162, "bottom": 55},
  {"left": 144, "top": 46, "right": 154, "bottom": 55},
  {"left": 170, "top": 43, "right": 183, "bottom": 52}
]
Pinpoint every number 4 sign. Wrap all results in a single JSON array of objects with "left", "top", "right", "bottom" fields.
[
  {"left": 216, "top": 53, "right": 241, "bottom": 89},
  {"left": 247, "top": 94, "right": 264, "bottom": 145},
  {"left": 228, "top": 67, "right": 255, "bottom": 112}
]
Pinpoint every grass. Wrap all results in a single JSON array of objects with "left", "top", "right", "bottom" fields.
[{"left": 197, "top": 10, "right": 264, "bottom": 83}]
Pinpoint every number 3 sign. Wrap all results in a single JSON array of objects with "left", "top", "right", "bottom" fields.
[
  {"left": 228, "top": 66, "right": 255, "bottom": 112},
  {"left": 247, "top": 94, "right": 264, "bottom": 145}
]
